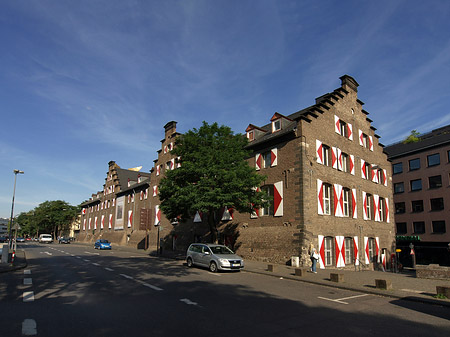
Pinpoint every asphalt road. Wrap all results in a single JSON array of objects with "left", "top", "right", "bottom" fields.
[{"left": 1, "top": 242, "right": 449, "bottom": 336}]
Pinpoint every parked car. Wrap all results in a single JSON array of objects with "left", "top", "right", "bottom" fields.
[
  {"left": 186, "top": 243, "right": 244, "bottom": 272},
  {"left": 58, "top": 237, "right": 70, "bottom": 244},
  {"left": 0, "top": 236, "right": 7, "bottom": 243},
  {"left": 16, "top": 237, "right": 26, "bottom": 242},
  {"left": 94, "top": 239, "right": 111, "bottom": 250},
  {"left": 39, "top": 234, "right": 53, "bottom": 243}
]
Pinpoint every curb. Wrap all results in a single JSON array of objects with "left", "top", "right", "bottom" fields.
[{"left": 0, "top": 250, "right": 28, "bottom": 274}]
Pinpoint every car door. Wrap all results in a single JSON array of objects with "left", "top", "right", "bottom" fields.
[{"left": 198, "top": 245, "right": 212, "bottom": 267}]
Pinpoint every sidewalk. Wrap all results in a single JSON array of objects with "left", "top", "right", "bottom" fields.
[{"left": 0, "top": 249, "right": 27, "bottom": 273}]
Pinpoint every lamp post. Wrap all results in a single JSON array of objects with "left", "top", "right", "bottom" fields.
[{"left": 9, "top": 170, "right": 24, "bottom": 256}]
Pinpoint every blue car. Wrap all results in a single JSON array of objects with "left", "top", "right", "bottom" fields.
[{"left": 94, "top": 239, "right": 111, "bottom": 250}]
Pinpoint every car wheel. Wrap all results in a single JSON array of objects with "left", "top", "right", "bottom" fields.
[
  {"left": 209, "top": 261, "right": 218, "bottom": 273},
  {"left": 186, "top": 257, "right": 193, "bottom": 268}
]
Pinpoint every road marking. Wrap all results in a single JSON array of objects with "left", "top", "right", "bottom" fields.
[
  {"left": 120, "top": 274, "right": 134, "bottom": 280},
  {"left": 208, "top": 272, "right": 221, "bottom": 277},
  {"left": 23, "top": 292, "right": 34, "bottom": 302},
  {"left": 24, "top": 270, "right": 31, "bottom": 275},
  {"left": 22, "top": 319, "right": 37, "bottom": 336},
  {"left": 92, "top": 263, "right": 100, "bottom": 266},
  {"left": 318, "top": 294, "right": 370, "bottom": 305},
  {"left": 104, "top": 267, "right": 114, "bottom": 272},
  {"left": 41, "top": 252, "right": 52, "bottom": 256},
  {"left": 84, "top": 251, "right": 100, "bottom": 255},
  {"left": 135, "top": 279, "right": 163, "bottom": 291},
  {"left": 76, "top": 256, "right": 81, "bottom": 259},
  {"left": 24, "top": 278, "right": 33, "bottom": 285},
  {"left": 180, "top": 298, "right": 198, "bottom": 306},
  {"left": 83, "top": 259, "right": 90, "bottom": 263}
]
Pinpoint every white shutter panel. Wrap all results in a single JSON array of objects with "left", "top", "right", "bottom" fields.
[
  {"left": 335, "top": 236, "right": 345, "bottom": 267},
  {"left": 154, "top": 205, "right": 161, "bottom": 226},
  {"left": 361, "top": 159, "right": 366, "bottom": 179},
  {"left": 334, "top": 115, "right": 340, "bottom": 134},
  {"left": 318, "top": 235, "right": 325, "bottom": 269},
  {"left": 109, "top": 214, "right": 113, "bottom": 229},
  {"left": 128, "top": 210, "right": 132, "bottom": 228},
  {"left": 317, "top": 179, "right": 324, "bottom": 215},
  {"left": 316, "top": 140, "right": 323, "bottom": 165},
  {"left": 350, "top": 154, "right": 355, "bottom": 175},
  {"left": 373, "top": 194, "right": 380, "bottom": 222},
  {"left": 372, "top": 164, "right": 379, "bottom": 183},
  {"left": 271, "top": 148, "right": 278, "bottom": 167},
  {"left": 385, "top": 198, "right": 390, "bottom": 223},
  {"left": 332, "top": 147, "right": 338, "bottom": 169},
  {"left": 353, "top": 236, "right": 359, "bottom": 266},
  {"left": 347, "top": 123, "right": 353, "bottom": 140},
  {"left": 375, "top": 237, "right": 380, "bottom": 263},
  {"left": 369, "top": 136, "right": 374, "bottom": 151},
  {"left": 337, "top": 148, "right": 343, "bottom": 171},
  {"left": 255, "top": 153, "right": 261, "bottom": 170},
  {"left": 362, "top": 191, "right": 368, "bottom": 220},
  {"left": 383, "top": 169, "right": 388, "bottom": 186},
  {"left": 359, "top": 129, "right": 364, "bottom": 146},
  {"left": 274, "top": 181, "right": 283, "bottom": 217},
  {"left": 101, "top": 215, "right": 105, "bottom": 229},
  {"left": 352, "top": 188, "right": 357, "bottom": 219},
  {"left": 364, "top": 237, "right": 370, "bottom": 265}
]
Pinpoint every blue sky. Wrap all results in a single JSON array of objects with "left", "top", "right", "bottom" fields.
[{"left": 1, "top": 0, "right": 450, "bottom": 218}]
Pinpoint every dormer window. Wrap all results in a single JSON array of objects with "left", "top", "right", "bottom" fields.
[
  {"left": 272, "top": 119, "right": 281, "bottom": 132},
  {"left": 247, "top": 131, "right": 254, "bottom": 141}
]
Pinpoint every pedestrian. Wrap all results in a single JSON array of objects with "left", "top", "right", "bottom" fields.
[{"left": 310, "top": 247, "right": 319, "bottom": 273}]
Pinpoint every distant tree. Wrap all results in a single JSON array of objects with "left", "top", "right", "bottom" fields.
[
  {"left": 16, "top": 211, "right": 38, "bottom": 237},
  {"left": 403, "top": 130, "right": 421, "bottom": 144},
  {"left": 158, "top": 121, "right": 268, "bottom": 243}
]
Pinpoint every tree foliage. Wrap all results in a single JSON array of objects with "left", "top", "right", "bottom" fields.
[
  {"left": 403, "top": 130, "right": 421, "bottom": 144},
  {"left": 159, "top": 121, "right": 268, "bottom": 242},
  {"left": 15, "top": 200, "right": 79, "bottom": 239}
]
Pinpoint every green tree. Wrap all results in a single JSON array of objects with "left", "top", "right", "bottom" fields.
[
  {"left": 159, "top": 121, "right": 268, "bottom": 243},
  {"left": 403, "top": 130, "right": 421, "bottom": 144}
]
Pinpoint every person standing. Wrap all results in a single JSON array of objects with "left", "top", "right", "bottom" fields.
[{"left": 310, "top": 247, "right": 319, "bottom": 273}]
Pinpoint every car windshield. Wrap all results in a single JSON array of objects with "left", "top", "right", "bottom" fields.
[
  {"left": 99, "top": 240, "right": 109, "bottom": 243},
  {"left": 210, "top": 246, "right": 234, "bottom": 255}
]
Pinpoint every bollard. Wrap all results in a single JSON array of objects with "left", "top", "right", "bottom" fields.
[
  {"left": 375, "top": 279, "right": 392, "bottom": 290},
  {"left": 330, "top": 273, "right": 344, "bottom": 283},
  {"left": 436, "top": 286, "right": 450, "bottom": 298},
  {"left": 267, "top": 264, "right": 274, "bottom": 272},
  {"left": 295, "top": 268, "right": 305, "bottom": 277}
]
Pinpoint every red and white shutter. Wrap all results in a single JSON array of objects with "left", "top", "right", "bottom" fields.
[
  {"left": 364, "top": 237, "right": 370, "bottom": 264},
  {"left": 94, "top": 216, "right": 98, "bottom": 230},
  {"left": 163, "top": 145, "right": 167, "bottom": 154},
  {"left": 347, "top": 123, "right": 353, "bottom": 140},
  {"left": 318, "top": 235, "right": 325, "bottom": 269},
  {"left": 144, "top": 189, "right": 148, "bottom": 199},
  {"left": 373, "top": 194, "right": 380, "bottom": 222},
  {"left": 316, "top": 140, "right": 323, "bottom": 165},
  {"left": 369, "top": 136, "right": 374, "bottom": 151},
  {"left": 128, "top": 210, "right": 133, "bottom": 228},
  {"left": 83, "top": 219, "right": 86, "bottom": 231},
  {"left": 101, "top": 215, "right": 105, "bottom": 229},
  {"left": 353, "top": 236, "right": 359, "bottom": 266},
  {"left": 352, "top": 188, "right": 357, "bottom": 219},
  {"left": 88, "top": 218, "right": 92, "bottom": 230},
  {"left": 82, "top": 208, "right": 86, "bottom": 215},
  {"left": 361, "top": 159, "right": 366, "bottom": 179},
  {"left": 271, "top": 148, "right": 278, "bottom": 167},
  {"left": 140, "top": 191, "right": 144, "bottom": 201},
  {"left": 274, "top": 181, "right": 283, "bottom": 217},
  {"left": 334, "top": 115, "right": 341, "bottom": 134},
  {"left": 383, "top": 169, "right": 388, "bottom": 186},
  {"left": 170, "top": 158, "right": 175, "bottom": 170},
  {"left": 317, "top": 179, "right": 324, "bottom": 215},
  {"left": 153, "top": 185, "right": 158, "bottom": 197},
  {"left": 349, "top": 155, "right": 355, "bottom": 175},
  {"left": 194, "top": 211, "right": 203, "bottom": 223},
  {"left": 154, "top": 205, "right": 161, "bottom": 226},
  {"left": 177, "top": 156, "right": 181, "bottom": 168},
  {"left": 362, "top": 191, "right": 368, "bottom": 220},
  {"left": 337, "top": 148, "right": 343, "bottom": 171},
  {"left": 112, "top": 198, "right": 115, "bottom": 207},
  {"left": 251, "top": 187, "right": 260, "bottom": 218},
  {"left": 109, "top": 214, "right": 113, "bottom": 229},
  {"left": 335, "top": 236, "right": 345, "bottom": 267},
  {"left": 156, "top": 165, "right": 160, "bottom": 176},
  {"left": 359, "top": 129, "right": 364, "bottom": 146},
  {"left": 372, "top": 164, "right": 379, "bottom": 183},
  {"left": 385, "top": 198, "right": 390, "bottom": 223},
  {"left": 333, "top": 184, "right": 343, "bottom": 217},
  {"left": 255, "top": 153, "right": 262, "bottom": 170},
  {"left": 375, "top": 237, "right": 380, "bottom": 263},
  {"left": 331, "top": 147, "right": 338, "bottom": 169}
]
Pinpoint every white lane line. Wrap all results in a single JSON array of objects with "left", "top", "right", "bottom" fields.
[
  {"left": 24, "top": 269, "right": 31, "bottom": 275},
  {"left": 135, "top": 279, "right": 163, "bottom": 291},
  {"left": 104, "top": 267, "right": 114, "bottom": 272},
  {"left": 76, "top": 256, "right": 81, "bottom": 259},
  {"left": 23, "top": 292, "right": 34, "bottom": 302},
  {"left": 23, "top": 278, "right": 33, "bottom": 285},
  {"left": 337, "top": 294, "right": 370, "bottom": 301},
  {"left": 84, "top": 251, "right": 100, "bottom": 255},
  {"left": 22, "top": 319, "right": 37, "bottom": 336},
  {"left": 180, "top": 298, "right": 198, "bottom": 306},
  {"left": 208, "top": 272, "right": 221, "bottom": 277},
  {"left": 41, "top": 252, "right": 52, "bottom": 256},
  {"left": 120, "top": 274, "right": 134, "bottom": 280},
  {"left": 92, "top": 263, "right": 100, "bottom": 266},
  {"left": 83, "top": 259, "right": 90, "bottom": 263},
  {"left": 318, "top": 294, "right": 370, "bottom": 305}
]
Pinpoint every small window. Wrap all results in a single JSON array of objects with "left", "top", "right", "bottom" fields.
[
  {"left": 339, "top": 120, "right": 347, "bottom": 137},
  {"left": 323, "top": 145, "right": 331, "bottom": 167},
  {"left": 432, "top": 221, "right": 446, "bottom": 234},
  {"left": 368, "top": 238, "right": 376, "bottom": 262},
  {"left": 247, "top": 131, "right": 254, "bottom": 141},
  {"left": 324, "top": 237, "right": 334, "bottom": 266},
  {"left": 342, "top": 188, "right": 350, "bottom": 217},
  {"left": 362, "top": 134, "right": 369, "bottom": 149},
  {"left": 413, "top": 221, "right": 425, "bottom": 234},
  {"left": 394, "top": 182, "right": 404, "bottom": 194},
  {"left": 262, "top": 151, "right": 271, "bottom": 168},
  {"left": 409, "top": 158, "right": 420, "bottom": 171},
  {"left": 429, "top": 175, "right": 442, "bottom": 189},
  {"left": 272, "top": 119, "right": 281, "bottom": 132},
  {"left": 366, "top": 194, "right": 373, "bottom": 220},
  {"left": 341, "top": 153, "right": 349, "bottom": 173},
  {"left": 427, "top": 153, "right": 440, "bottom": 167},
  {"left": 393, "top": 162, "right": 403, "bottom": 174},
  {"left": 260, "top": 185, "right": 274, "bottom": 216},
  {"left": 377, "top": 169, "right": 383, "bottom": 184},
  {"left": 410, "top": 179, "right": 422, "bottom": 191},
  {"left": 430, "top": 198, "right": 444, "bottom": 211},
  {"left": 379, "top": 197, "right": 385, "bottom": 221},
  {"left": 395, "top": 202, "right": 405, "bottom": 214},
  {"left": 364, "top": 162, "right": 371, "bottom": 179},
  {"left": 344, "top": 237, "right": 354, "bottom": 265},
  {"left": 323, "top": 183, "right": 332, "bottom": 215},
  {"left": 396, "top": 222, "right": 407, "bottom": 234},
  {"left": 411, "top": 200, "right": 424, "bottom": 213}
]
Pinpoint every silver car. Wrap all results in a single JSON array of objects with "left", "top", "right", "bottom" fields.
[{"left": 186, "top": 243, "right": 244, "bottom": 272}]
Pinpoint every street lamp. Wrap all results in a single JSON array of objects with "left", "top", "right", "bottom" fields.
[{"left": 9, "top": 169, "right": 24, "bottom": 251}]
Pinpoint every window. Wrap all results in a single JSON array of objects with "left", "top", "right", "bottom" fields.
[
  {"left": 323, "top": 145, "right": 331, "bottom": 166},
  {"left": 430, "top": 198, "right": 444, "bottom": 211},
  {"left": 413, "top": 221, "right": 425, "bottom": 234},
  {"left": 429, "top": 175, "right": 442, "bottom": 189},
  {"left": 260, "top": 185, "right": 274, "bottom": 216},
  {"left": 394, "top": 182, "right": 404, "bottom": 194},
  {"left": 395, "top": 202, "right": 405, "bottom": 214},
  {"left": 410, "top": 179, "right": 422, "bottom": 191},
  {"left": 324, "top": 237, "right": 334, "bottom": 266},
  {"left": 379, "top": 197, "right": 385, "bottom": 221},
  {"left": 396, "top": 222, "right": 407, "bottom": 234},
  {"left": 427, "top": 153, "right": 440, "bottom": 167},
  {"left": 344, "top": 237, "right": 354, "bottom": 265},
  {"left": 409, "top": 158, "right": 420, "bottom": 171},
  {"left": 362, "top": 134, "right": 369, "bottom": 149},
  {"left": 323, "top": 184, "right": 331, "bottom": 215},
  {"left": 366, "top": 194, "right": 373, "bottom": 220},
  {"left": 247, "top": 131, "right": 254, "bottom": 141},
  {"left": 411, "top": 200, "right": 424, "bottom": 213},
  {"left": 393, "top": 162, "right": 403, "bottom": 174},
  {"left": 368, "top": 238, "right": 375, "bottom": 262},
  {"left": 339, "top": 120, "right": 347, "bottom": 137},
  {"left": 432, "top": 221, "right": 446, "bottom": 234},
  {"left": 364, "top": 162, "right": 371, "bottom": 180},
  {"left": 342, "top": 153, "right": 349, "bottom": 173},
  {"left": 262, "top": 151, "right": 271, "bottom": 168},
  {"left": 272, "top": 119, "right": 281, "bottom": 132},
  {"left": 342, "top": 188, "right": 350, "bottom": 217},
  {"left": 377, "top": 169, "right": 383, "bottom": 184}
]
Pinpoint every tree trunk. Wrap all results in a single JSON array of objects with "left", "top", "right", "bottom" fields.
[{"left": 207, "top": 209, "right": 218, "bottom": 243}]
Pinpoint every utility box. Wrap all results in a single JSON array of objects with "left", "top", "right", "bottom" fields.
[
  {"left": 291, "top": 256, "right": 300, "bottom": 268},
  {"left": 1, "top": 244, "right": 9, "bottom": 264}
]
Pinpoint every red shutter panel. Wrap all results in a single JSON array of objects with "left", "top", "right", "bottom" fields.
[
  {"left": 350, "top": 155, "right": 355, "bottom": 175},
  {"left": 334, "top": 115, "right": 340, "bottom": 134},
  {"left": 332, "top": 147, "right": 338, "bottom": 169},
  {"left": 316, "top": 140, "right": 323, "bottom": 164},
  {"left": 271, "top": 148, "right": 278, "bottom": 167},
  {"left": 273, "top": 181, "right": 283, "bottom": 217},
  {"left": 255, "top": 153, "right": 262, "bottom": 170},
  {"left": 347, "top": 123, "right": 353, "bottom": 140},
  {"left": 361, "top": 159, "right": 366, "bottom": 179},
  {"left": 317, "top": 179, "right": 324, "bottom": 215},
  {"left": 352, "top": 188, "right": 357, "bottom": 219}
]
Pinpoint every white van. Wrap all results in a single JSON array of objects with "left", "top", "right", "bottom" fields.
[{"left": 39, "top": 234, "right": 53, "bottom": 243}]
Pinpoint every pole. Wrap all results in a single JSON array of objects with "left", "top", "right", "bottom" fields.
[{"left": 9, "top": 170, "right": 24, "bottom": 250}]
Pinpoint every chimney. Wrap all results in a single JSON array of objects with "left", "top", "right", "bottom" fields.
[
  {"left": 164, "top": 121, "right": 177, "bottom": 138},
  {"left": 340, "top": 75, "right": 359, "bottom": 93}
]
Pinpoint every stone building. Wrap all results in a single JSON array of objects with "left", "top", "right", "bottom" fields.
[{"left": 384, "top": 125, "right": 450, "bottom": 266}]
